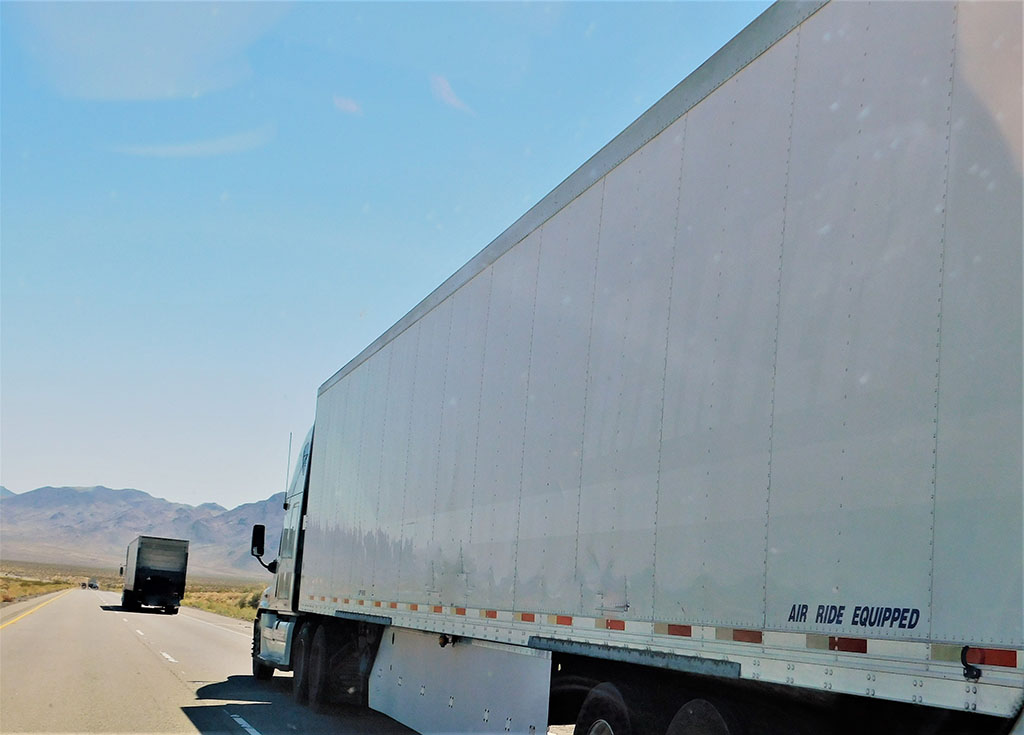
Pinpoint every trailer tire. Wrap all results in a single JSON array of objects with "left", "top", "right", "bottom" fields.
[
  {"left": 308, "top": 625, "right": 333, "bottom": 713},
  {"left": 252, "top": 620, "right": 274, "bottom": 681},
  {"left": 664, "top": 698, "right": 740, "bottom": 735},
  {"left": 292, "top": 623, "right": 314, "bottom": 704},
  {"left": 121, "top": 591, "right": 136, "bottom": 611},
  {"left": 574, "top": 682, "right": 633, "bottom": 735}
]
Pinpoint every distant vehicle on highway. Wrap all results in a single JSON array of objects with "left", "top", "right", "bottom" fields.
[
  {"left": 80, "top": 581, "right": 87, "bottom": 589},
  {"left": 119, "top": 535, "right": 189, "bottom": 614},
  {"left": 87, "top": 579, "right": 98, "bottom": 589}
]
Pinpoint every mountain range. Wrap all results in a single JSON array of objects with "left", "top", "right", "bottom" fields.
[{"left": 0, "top": 485, "right": 284, "bottom": 579}]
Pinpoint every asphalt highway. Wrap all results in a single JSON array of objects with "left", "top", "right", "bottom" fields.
[{"left": 0, "top": 588, "right": 413, "bottom": 734}]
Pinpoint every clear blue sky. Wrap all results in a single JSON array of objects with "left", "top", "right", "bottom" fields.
[{"left": 2, "top": 1, "right": 770, "bottom": 508}]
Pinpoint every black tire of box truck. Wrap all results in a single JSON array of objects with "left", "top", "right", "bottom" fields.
[
  {"left": 308, "top": 625, "right": 333, "bottom": 713},
  {"left": 252, "top": 619, "right": 274, "bottom": 681},
  {"left": 664, "top": 698, "right": 742, "bottom": 735},
  {"left": 121, "top": 590, "right": 135, "bottom": 611},
  {"left": 574, "top": 682, "right": 633, "bottom": 735},
  {"left": 292, "top": 622, "right": 314, "bottom": 704},
  {"left": 164, "top": 606, "right": 178, "bottom": 615}
]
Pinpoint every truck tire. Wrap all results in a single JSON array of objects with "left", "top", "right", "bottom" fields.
[
  {"left": 574, "top": 682, "right": 633, "bottom": 735},
  {"left": 121, "top": 591, "right": 135, "bottom": 611},
  {"left": 292, "top": 623, "right": 314, "bottom": 704},
  {"left": 252, "top": 619, "right": 274, "bottom": 681},
  {"left": 664, "top": 698, "right": 741, "bottom": 735},
  {"left": 308, "top": 625, "right": 333, "bottom": 713}
]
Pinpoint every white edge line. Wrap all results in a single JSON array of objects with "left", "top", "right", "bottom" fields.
[
  {"left": 160, "top": 651, "right": 179, "bottom": 663},
  {"left": 180, "top": 610, "right": 251, "bottom": 638},
  {"left": 228, "top": 712, "right": 263, "bottom": 735},
  {"left": 136, "top": 629, "right": 145, "bottom": 636}
]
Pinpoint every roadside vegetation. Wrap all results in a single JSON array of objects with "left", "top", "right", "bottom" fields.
[
  {"left": 1, "top": 559, "right": 264, "bottom": 620},
  {"left": 181, "top": 581, "right": 265, "bottom": 621}
]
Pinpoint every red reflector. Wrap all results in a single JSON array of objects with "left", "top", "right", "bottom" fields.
[
  {"left": 966, "top": 648, "right": 1017, "bottom": 667},
  {"left": 733, "top": 629, "right": 763, "bottom": 644},
  {"left": 409, "top": 603, "right": 419, "bottom": 611},
  {"left": 320, "top": 596, "right": 326, "bottom": 602},
  {"left": 432, "top": 605, "right": 443, "bottom": 613},
  {"left": 389, "top": 602, "right": 398, "bottom": 609},
  {"left": 605, "top": 619, "right": 625, "bottom": 631},
  {"left": 521, "top": 613, "right": 536, "bottom": 623},
  {"left": 358, "top": 600, "right": 365, "bottom": 606},
  {"left": 332, "top": 597, "right": 338, "bottom": 603},
  {"left": 556, "top": 615, "right": 573, "bottom": 626},
  {"left": 484, "top": 610, "right": 497, "bottom": 619},
  {"left": 829, "top": 637, "right": 868, "bottom": 653},
  {"left": 343, "top": 598, "right": 349, "bottom": 604},
  {"left": 373, "top": 601, "right": 381, "bottom": 607},
  {"left": 455, "top": 607, "right": 466, "bottom": 616},
  {"left": 667, "top": 624, "right": 692, "bottom": 637}
]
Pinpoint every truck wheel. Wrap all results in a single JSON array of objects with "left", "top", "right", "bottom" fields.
[
  {"left": 664, "top": 699, "right": 740, "bottom": 735},
  {"left": 574, "top": 682, "right": 632, "bottom": 735},
  {"left": 292, "top": 623, "right": 314, "bottom": 704},
  {"left": 308, "top": 625, "right": 333, "bottom": 713},
  {"left": 121, "top": 591, "right": 135, "bottom": 611},
  {"left": 252, "top": 620, "right": 274, "bottom": 681}
]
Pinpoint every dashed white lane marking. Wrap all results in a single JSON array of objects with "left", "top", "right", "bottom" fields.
[
  {"left": 136, "top": 629, "right": 145, "bottom": 636},
  {"left": 123, "top": 618, "right": 129, "bottom": 622},
  {"left": 228, "top": 712, "right": 262, "bottom": 735},
  {"left": 160, "top": 651, "right": 178, "bottom": 663}
]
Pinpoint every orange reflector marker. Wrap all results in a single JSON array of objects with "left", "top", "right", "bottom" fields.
[
  {"left": 965, "top": 648, "right": 1018, "bottom": 668},
  {"left": 519, "top": 613, "right": 536, "bottom": 623},
  {"left": 343, "top": 598, "right": 350, "bottom": 604},
  {"left": 830, "top": 637, "right": 867, "bottom": 654},
  {"left": 358, "top": 600, "right": 365, "bottom": 606},
  {"left": 556, "top": 615, "right": 573, "bottom": 626},
  {"left": 389, "top": 602, "right": 398, "bottom": 609},
  {"left": 433, "top": 605, "right": 443, "bottom": 613},
  {"left": 455, "top": 607, "right": 467, "bottom": 616},
  {"left": 409, "top": 603, "right": 419, "bottom": 611},
  {"left": 373, "top": 601, "right": 382, "bottom": 607},
  {"left": 668, "top": 624, "right": 692, "bottom": 637},
  {"left": 605, "top": 619, "right": 625, "bottom": 631},
  {"left": 733, "top": 629, "right": 763, "bottom": 644},
  {"left": 332, "top": 597, "right": 338, "bottom": 603},
  {"left": 483, "top": 610, "right": 497, "bottom": 619}
]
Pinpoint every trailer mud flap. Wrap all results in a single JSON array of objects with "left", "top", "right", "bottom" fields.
[{"left": 370, "top": 627, "right": 550, "bottom": 734}]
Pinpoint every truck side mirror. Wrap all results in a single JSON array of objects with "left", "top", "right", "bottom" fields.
[{"left": 251, "top": 524, "right": 266, "bottom": 558}]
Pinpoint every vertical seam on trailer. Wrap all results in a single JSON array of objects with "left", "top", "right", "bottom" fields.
[
  {"left": 371, "top": 346, "right": 396, "bottom": 599},
  {"left": 430, "top": 298, "right": 456, "bottom": 560},
  {"left": 927, "top": 0, "right": 958, "bottom": 639},
  {"left": 396, "top": 316, "right": 424, "bottom": 604},
  {"left": 467, "top": 268, "right": 495, "bottom": 605},
  {"left": 764, "top": 23, "right": 802, "bottom": 630},
  {"left": 512, "top": 228, "right": 544, "bottom": 610},
  {"left": 574, "top": 178, "right": 608, "bottom": 613},
  {"left": 652, "top": 114, "right": 690, "bottom": 625}
]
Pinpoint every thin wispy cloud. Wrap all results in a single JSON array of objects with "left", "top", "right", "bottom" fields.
[
  {"left": 333, "top": 96, "right": 363, "bottom": 116},
  {"left": 430, "top": 75, "right": 474, "bottom": 115},
  {"left": 111, "top": 124, "right": 276, "bottom": 158}
]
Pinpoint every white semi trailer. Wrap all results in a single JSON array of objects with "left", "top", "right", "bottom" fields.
[{"left": 249, "top": 1, "right": 1023, "bottom": 732}]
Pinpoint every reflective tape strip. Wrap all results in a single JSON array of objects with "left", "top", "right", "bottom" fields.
[
  {"left": 516, "top": 612, "right": 536, "bottom": 623},
  {"left": 831, "top": 637, "right": 868, "bottom": 653},
  {"left": 389, "top": 602, "right": 398, "bottom": 609},
  {"left": 455, "top": 607, "right": 467, "bottom": 616},
  {"left": 408, "top": 603, "right": 419, "bottom": 611},
  {"left": 547, "top": 615, "right": 573, "bottom": 626},
  {"left": 598, "top": 619, "right": 625, "bottom": 631},
  {"left": 373, "top": 601, "right": 382, "bottom": 607},
  {"left": 655, "top": 623, "right": 692, "bottom": 637},
  {"left": 332, "top": 597, "right": 338, "bottom": 603},
  {"left": 482, "top": 610, "right": 498, "bottom": 619},
  {"left": 965, "top": 648, "right": 1017, "bottom": 668}
]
